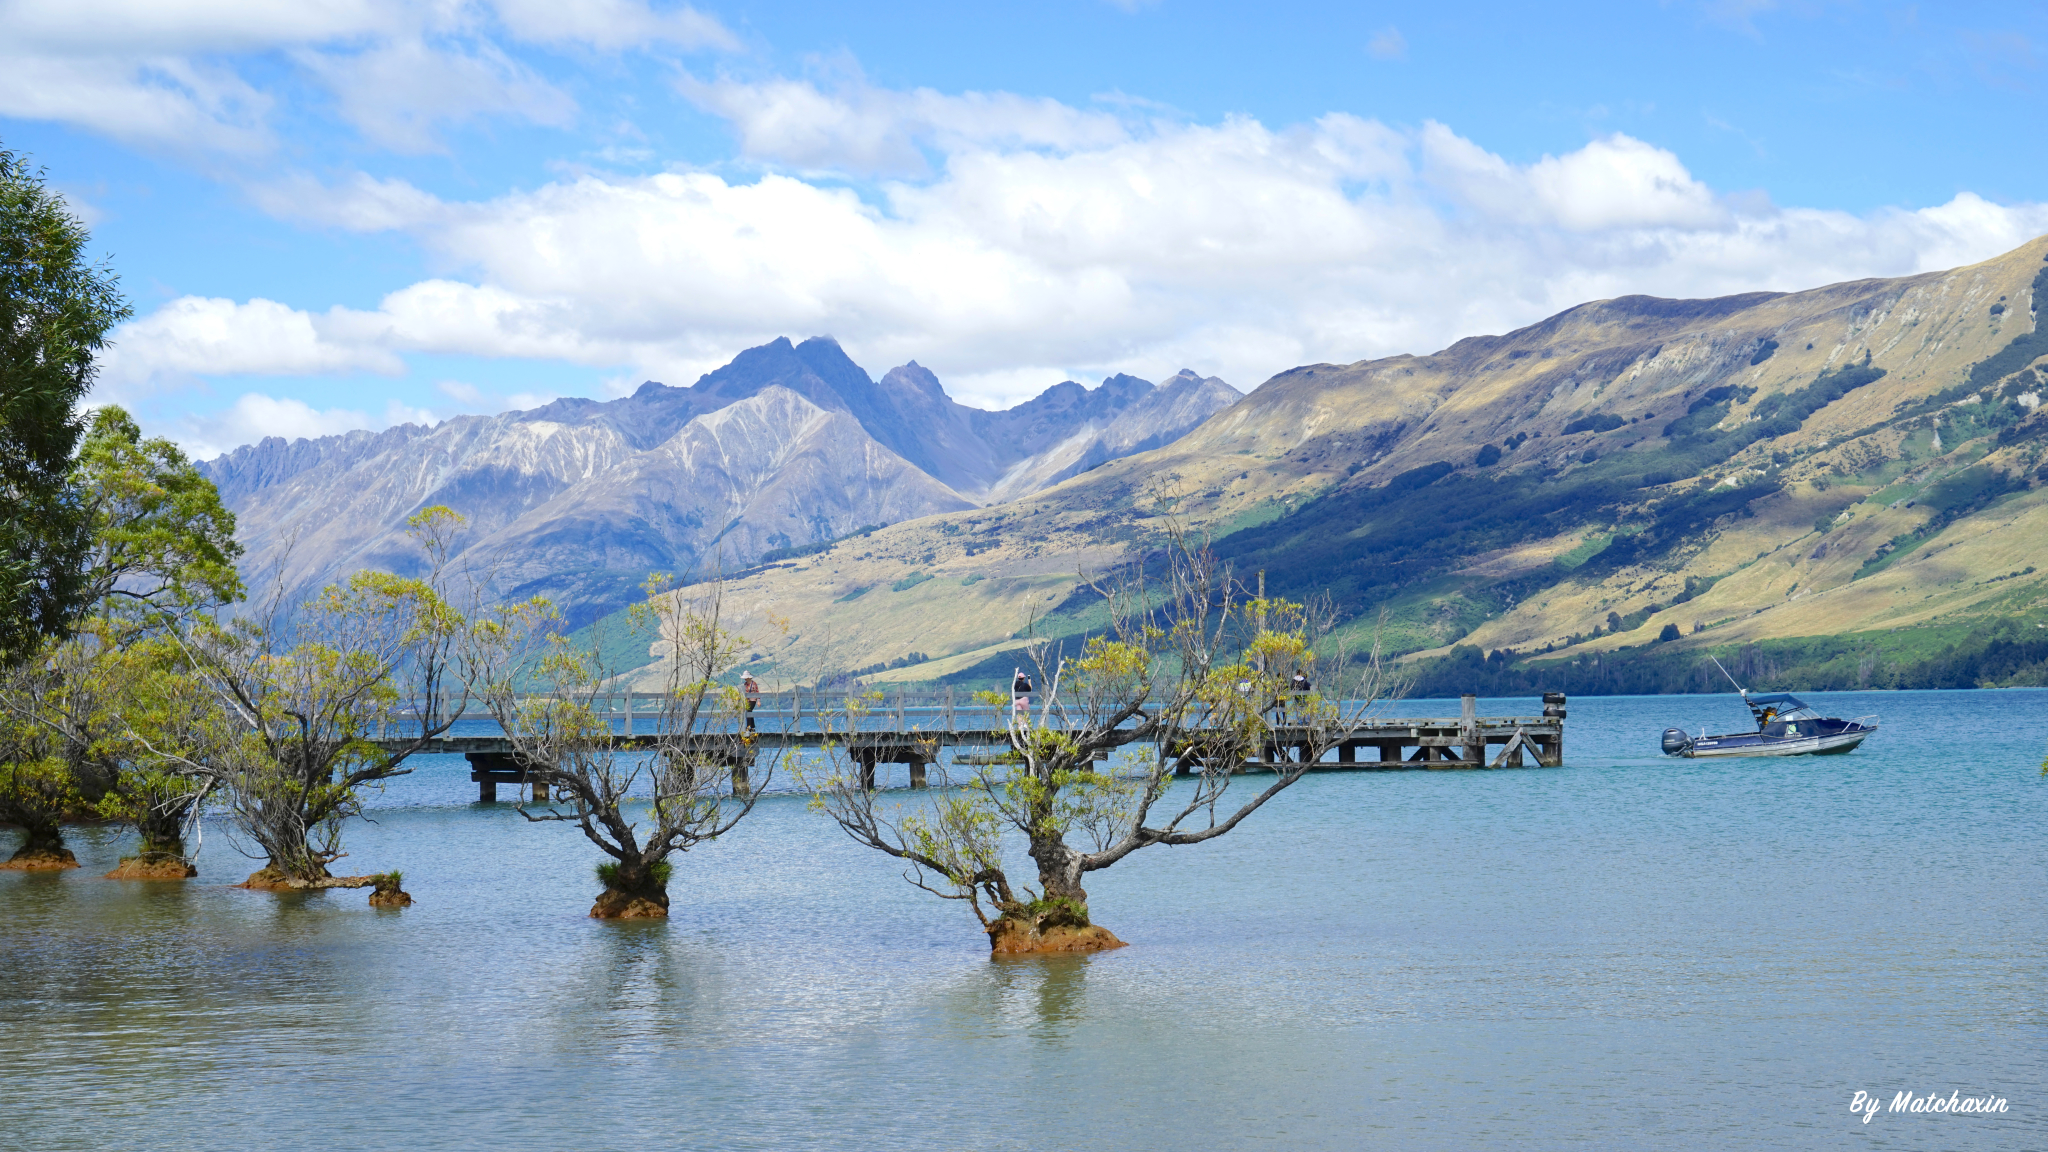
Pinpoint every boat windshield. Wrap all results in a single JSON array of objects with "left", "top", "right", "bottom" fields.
[{"left": 1746, "top": 692, "right": 1821, "bottom": 726}]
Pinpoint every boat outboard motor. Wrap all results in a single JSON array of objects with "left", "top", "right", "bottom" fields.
[
  {"left": 1542, "top": 691, "right": 1567, "bottom": 721},
  {"left": 1661, "top": 728, "right": 1693, "bottom": 756}
]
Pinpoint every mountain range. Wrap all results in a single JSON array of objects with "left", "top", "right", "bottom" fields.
[
  {"left": 200, "top": 337, "right": 1240, "bottom": 626},
  {"left": 603, "top": 235, "right": 2048, "bottom": 693}
]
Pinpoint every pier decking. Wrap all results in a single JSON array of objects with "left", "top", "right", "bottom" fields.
[{"left": 374, "top": 691, "right": 1566, "bottom": 800}]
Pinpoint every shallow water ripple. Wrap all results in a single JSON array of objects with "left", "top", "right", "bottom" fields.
[{"left": 2, "top": 689, "right": 2043, "bottom": 1150}]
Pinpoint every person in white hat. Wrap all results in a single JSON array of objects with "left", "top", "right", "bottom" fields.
[{"left": 741, "top": 671, "right": 761, "bottom": 732}]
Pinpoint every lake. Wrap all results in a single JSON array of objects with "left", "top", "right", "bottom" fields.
[{"left": 3, "top": 688, "right": 2042, "bottom": 1150}]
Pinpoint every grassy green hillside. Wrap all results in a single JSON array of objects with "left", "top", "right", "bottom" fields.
[{"left": 590, "top": 237, "right": 2048, "bottom": 696}]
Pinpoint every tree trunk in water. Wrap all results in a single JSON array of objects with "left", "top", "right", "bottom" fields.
[
  {"left": 106, "top": 831, "right": 196, "bottom": 879},
  {"left": 1, "top": 820, "right": 77, "bottom": 871},
  {"left": 107, "top": 813, "right": 197, "bottom": 879},
  {"left": 987, "top": 836, "right": 1124, "bottom": 954},
  {"left": 591, "top": 861, "right": 669, "bottom": 919},
  {"left": 238, "top": 860, "right": 331, "bottom": 889}
]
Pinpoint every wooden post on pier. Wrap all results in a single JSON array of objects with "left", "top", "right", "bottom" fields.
[
  {"left": 1541, "top": 692, "right": 1568, "bottom": 767},
  {"left": 732, "top": 751, "right": 751, "bottom": 797},
  {"left": 907, "top": 752, "right": 927, "bottom": 789},
  {"left": 1461, "top": 694, "right": 1481, "bottom": 766},
  {"left": 467, "top": 751, "right": 537, "bottom": 802}
]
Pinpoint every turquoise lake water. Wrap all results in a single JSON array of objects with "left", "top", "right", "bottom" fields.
[{"left": 2, "top": 688, "right": 2043, "bottom": 1150}]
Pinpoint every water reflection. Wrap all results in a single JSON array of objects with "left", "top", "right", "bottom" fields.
[
  {"left": 993, "top": 953, "right": 1094, "bottom": 1043},
  {"left": 2, "top": 689, "right": 2044, "bottom": 1150}
]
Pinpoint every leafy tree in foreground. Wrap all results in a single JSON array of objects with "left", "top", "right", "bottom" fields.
[
  {"left": 94, "top": 635, "right": 238, "bottom": 877},
  {"left": 0, "top": 699, "right": 79, "bottom": 869},
  {"left": 470, "top": 574, "right": 778, "bottom": 918},
  {"left": 0, "top": 406, "right": 240, "bottom": 872},
  {"left": 0, "top": 146, "right": 131, "bottom": 662},
  {"left": 71, "top": 408, "right": 243, "bottom": 876},
  {"left": 805, "top": 521, "right": 1399, "bottom": 953},
  {"left": 174, "top": 508, "right": 466, "bottom": 889}
]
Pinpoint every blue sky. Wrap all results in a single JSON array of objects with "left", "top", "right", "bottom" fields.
[{"left": 3, "top": 0, "right": 2044, "bottom": 457}]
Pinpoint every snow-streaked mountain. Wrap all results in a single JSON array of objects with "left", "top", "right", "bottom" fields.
[
  {"left": 473, "top": 387, "right": 974, "bottom": 615},
  {"left": 975, "top": 369, "right": 1243, "bottom": 502},
  {"left": 201, "top": 337, "right": 1240, "bottom": 626}
]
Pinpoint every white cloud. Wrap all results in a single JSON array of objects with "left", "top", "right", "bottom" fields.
[
  {"left": 677, "top": 72, "right": 1129, "bottom": 175},
  {"left": 0, "top": 0, "right": 735, "bottom": 155},
  {"left": 1420, "top": 126, "right": 1728, "bottom": 232},
  {"left": 247, "top": 170, "right": 451, "bottom": 231},
  {"left": 293, "top": 37, "right": 577, "bottom": 154},
  {"left": 109, "top": 88, "right": 2048, "bottom": 426},
  {"left": 175, "top": 393, "right": 437, "bottom": 460},
  {"left": 1367, "top": 26, "right": 1407, "bottom": 61},
  {"left": 490, "top": 0, "right": 735, "bottom": 51},
  {"left": 0, "top": 48, "right": 275, "bottom": 154},
  {"left": 436, "top": 378, "right": 559, "bottom": 413},
  {"left": 97, "top": 296, "right": 404, "bottom": 401}
]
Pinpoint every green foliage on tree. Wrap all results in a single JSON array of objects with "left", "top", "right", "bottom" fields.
[
  {"left": 0, "top": 405, "right": 241, "bottom": 867},
  {"left": 183, "top": 510, "right": 470, "bottom": 885},
  {"left": 0, "top": 713, "right": 79, "bottom": 867},
  {"left": 72, "top": 406, "right": 242, "bottom": 619},
  {"left": 0, "top": 146, "right": 132, "bottom": 661},
  {"left": 469, "top": 569, "right": 777, "bottom": 918},
  {"left": 804, "top": 521, "right": 1400, "bottom": 950}
]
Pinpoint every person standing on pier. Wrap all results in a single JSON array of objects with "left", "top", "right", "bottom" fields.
[
  {"left": 1012, "top": 669, "right": 1033, "bottom": 720},
  {"left": 742, "top": 671, "right": 761, "bottom": 732},
  {"left": 1286, "top": 670, "right": 1311, "bottom": 725}
]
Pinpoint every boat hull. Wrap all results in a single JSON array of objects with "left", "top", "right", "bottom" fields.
[{"left": 1677, "top": 728, "right": 1873, "bottom": 758}]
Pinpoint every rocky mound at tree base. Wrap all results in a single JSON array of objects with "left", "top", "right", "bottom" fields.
[
  {"left": 368, "top": 874, "right": 413, "bottom": 907},
  {"left": 1, "top": 845, "right": 80, "bottom": 871},
  {"left": 987, "top": 920, "right": 1127, "bottom": 954},
  {"left": 105, "top": 854, "right": 197, "bottom": 880},
  {"left": 235, "top": 867, "right": 375, "bottom": 891},
  {"left": 590, "top": 888, "right": 668, "bottom": 918}
]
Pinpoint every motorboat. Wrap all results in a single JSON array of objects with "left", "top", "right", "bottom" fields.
[{"left": 1660, "top": 690, "right": 1877, "bottom": 758}]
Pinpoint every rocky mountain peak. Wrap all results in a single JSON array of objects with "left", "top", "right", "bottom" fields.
[{"left": 199, "top": 335, "right": 1240, "bottom": 628}]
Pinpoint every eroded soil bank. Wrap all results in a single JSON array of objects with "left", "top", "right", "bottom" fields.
[
  {"left": 235, "top": 867, "right": 375, "bottom": 892},
  {"left": 987, "top": 920, "right": 1126, "bottom": 954},
  {"left": 1, "top": 846, "right": 80, "bottom": 871},
  {"left": 105, "top": 853, "right": 197, "bottom": 879},
  {"left": 590, "top": 887, "right": 668, "bottom": 918}
]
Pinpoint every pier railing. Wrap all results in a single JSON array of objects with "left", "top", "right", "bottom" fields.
[{"left": 372, "top": 690, "right": 1568, "bottom": 800}]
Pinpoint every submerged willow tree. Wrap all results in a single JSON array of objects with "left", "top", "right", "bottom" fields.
[
  {"left": 469, "top": 573, "right": 780, "bottom": 918},
  {"left": 168, "top": 508, "right": 467, "bottom": 889},
  {"left": 0, "top": 406, "right": 240, "bottom": 873},
  {"left": 806, "top": 524, "right": 1398, "bottom": 953}
]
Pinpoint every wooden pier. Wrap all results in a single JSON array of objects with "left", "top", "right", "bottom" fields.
[{"left": 376, "top": 692, "right": 1567, "bottom": 801}]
